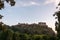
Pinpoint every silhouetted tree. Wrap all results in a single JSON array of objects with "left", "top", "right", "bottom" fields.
[
  {"left": 0, "top": 14, "right": 3, "bottom": 19},
  {"left": 53, "top": 2, "right": 60, "bottom": 39},
  {"left": 0, "top": 14, "right": 3, "bottom": 30},
  {"left": 0, "top": 0, "right": 16, "bottom": 10}
]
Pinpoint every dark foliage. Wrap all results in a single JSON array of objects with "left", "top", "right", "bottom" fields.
[
  {"left": 0, "top": 0, "right": 15, "bottom": 10},
  {"left": 53, "top": 2, "right": 60, "bottom": 39}
]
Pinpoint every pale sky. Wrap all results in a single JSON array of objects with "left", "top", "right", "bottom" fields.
[{"left": 0, "top": 0, "right": 60, "bottom": 31}]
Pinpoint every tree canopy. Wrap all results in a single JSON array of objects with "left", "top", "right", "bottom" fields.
[
  {"left": 53, "top": 2, "right": 60, "bottom": 39},
  {"left": 0, "top": 0, "right": 15, "bottom": 10}
]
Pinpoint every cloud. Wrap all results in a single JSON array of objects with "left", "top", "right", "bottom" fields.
[
  {"left": 14, "top": 0, "right": 40, "bottom": 7},
  {"left": 44, "top": 0, "right": 60, "bottom": 6},
  {"left": 14, "top": 0, "right": 60, "bottom": 8}
]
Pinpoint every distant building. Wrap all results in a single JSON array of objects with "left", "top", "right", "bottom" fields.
[{"left": 38, "top": 22, "right": 47, "bottom": 26}]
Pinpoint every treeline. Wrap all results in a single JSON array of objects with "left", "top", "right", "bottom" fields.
[
  {"left": 0, "top": 31, "right": 58, "bottom": 40},
  {"left": 0, "top": 22, "right": 58, "bottom": 40}
]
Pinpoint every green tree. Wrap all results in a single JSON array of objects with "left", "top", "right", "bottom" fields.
[
  {"left": 20, "top": 34, "right": 29, "bottom": 40},
  {"left": 2, "top": 24, "right": 7, "bottom": 32},
  {"left": 32, "top": 35, "right": 43, "bottom": 40},
  {"left": 0, "top": 31, "right": 8, "bottom": 40},
  {"left": 13, "top": 32, "right": 20, "bottom": 40},
  {"left": 0, "top": 15, "right": 7, "bottom": 32},
  {"left": 7, "top": 29, "right": 14, "bottom": 40}
]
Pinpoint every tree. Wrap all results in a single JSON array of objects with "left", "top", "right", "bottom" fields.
[
  {"left": 53, "top": 2, "right": 60, "bottom": 39},
  {"left": 13, "top": 32, "right": 20, "bottom": 40},
  {"left": 0, "top": 14, "right": 3, "bottom": 30},
  {"left": 0, "top": 14, "right": 3, "bottom": 19},
  {"left": 0, "top": 31, "right": 8, "bottom": 40},
  {"left": 0, "top": 0, "right": 16, "bottom": 10},
  {"left": 7, "top": 29, "right": 14, "bottom": 40}
]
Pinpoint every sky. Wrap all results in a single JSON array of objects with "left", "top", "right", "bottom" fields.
[{"left": 0, "top": 0, "right": 60, "bottom": 31}]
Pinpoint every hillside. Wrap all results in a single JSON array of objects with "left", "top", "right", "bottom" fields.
[{"left": 11, "top": 22, "right": 55, "bottom": 36}]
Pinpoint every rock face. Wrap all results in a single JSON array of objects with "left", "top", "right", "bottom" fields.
[{"left": 11, "top": 22, "right": 55, "bottom": 36}]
